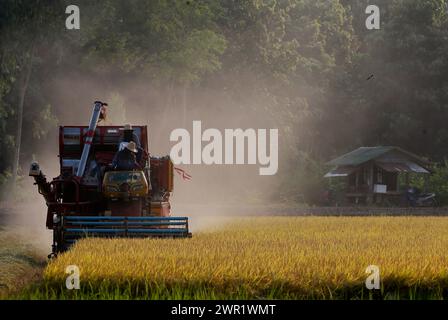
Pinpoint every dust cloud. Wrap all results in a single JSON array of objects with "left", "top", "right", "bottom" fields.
[
  {"left": 1, "top": 201, "right": 52, "bottom": 255},
  {"left": 25, "top": 70, "right": 288, "bottom": 230},
  {"left": 3, "top": 47, "right": 297, "bottom": 238}
]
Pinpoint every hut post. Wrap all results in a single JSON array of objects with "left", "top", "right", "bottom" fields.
[{"left": 367, "top": 162, "right": 374, "bottom": 205}]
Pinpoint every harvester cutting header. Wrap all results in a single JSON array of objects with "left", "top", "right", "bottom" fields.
[{"left": 30, "top": 101, "right": 191, "bottom": 257}]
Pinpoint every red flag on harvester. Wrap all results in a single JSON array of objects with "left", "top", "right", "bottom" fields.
[{"left": 174, "top": 167, "right": 192, "bottom": 181}]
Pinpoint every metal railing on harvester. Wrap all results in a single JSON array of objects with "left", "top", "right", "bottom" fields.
[{"left": 62, "top": 216, "right": 191, "bottom": 245}]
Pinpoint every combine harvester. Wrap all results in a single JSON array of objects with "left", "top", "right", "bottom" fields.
[{"left": 30, "top": 101, "right": 191, "bottom": 257}]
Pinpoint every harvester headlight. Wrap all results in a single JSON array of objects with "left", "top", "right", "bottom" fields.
[
  {"left": 132, "top": 184, "right": 144, "bottom": 191},
  {"left": 105, "top": 185, "right": 119, "bottom": 192},
  {"left": 53, "top": 215, "right": 60, "bottom": 224}
]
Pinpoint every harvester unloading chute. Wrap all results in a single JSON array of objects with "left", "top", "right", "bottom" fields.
[{"left": 76, "top": 101, "right": 107, "bottom": 178}]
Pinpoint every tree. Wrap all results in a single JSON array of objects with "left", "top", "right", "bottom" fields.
[{"left": 0, "top": 0, "right": 63, "bottom": 191}]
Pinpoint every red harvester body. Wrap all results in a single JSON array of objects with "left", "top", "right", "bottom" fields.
[{"left": 30, "top": 101, "right": 191, "bottom": 257}]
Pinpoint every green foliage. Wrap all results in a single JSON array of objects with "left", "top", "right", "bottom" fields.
[
  {"left": 1, "top": 0, "right": 448, "bottom": 203},
  {"left": 32, "top": 105, "right": 58, "bottom": 140},
  {"left": 0, "top": 170, "right": 12, "bottom": 200},
  {"left": 157, "top": 29, "right": 227, "bottom": 84},
  {"left": 77, "top": 0, "right": 227, "bottom": 85},
  {"left": 0, "top": 0, "right": 64, "bottom": 188},
  {"left": 275, "top": 151, "right": 329, "bottom": 205},
  {"left": 427, "top": 164, "right": 448, "bottom": 205},
  {"left": 405, "top": 162, "right": 448, "bottom": 205}
]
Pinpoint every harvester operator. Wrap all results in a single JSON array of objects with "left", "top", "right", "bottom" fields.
[
  {"left": 119, "top": 123, "right": 147, "bottom": 162},
  {"left": 111, "top": 141, "right": 141, "bottom": 170},
  {"left": 120, "top": 124, "right": 141, "bottom": 147}
]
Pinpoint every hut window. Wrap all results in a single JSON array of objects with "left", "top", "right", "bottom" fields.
[{"left": 377, "top": 167, "right": 383, "bottom": 183}]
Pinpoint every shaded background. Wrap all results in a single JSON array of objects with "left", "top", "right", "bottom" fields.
[{"left": 2, "top": 0, "right": 448, "bottom": 206}]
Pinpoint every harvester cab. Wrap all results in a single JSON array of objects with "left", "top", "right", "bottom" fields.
[{"left": 30, "top": 101, "right": 191, "bottom": 257}]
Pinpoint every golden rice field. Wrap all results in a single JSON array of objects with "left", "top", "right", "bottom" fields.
[{"left": 22, "top": 217, "right": 448, "bottom": 299}]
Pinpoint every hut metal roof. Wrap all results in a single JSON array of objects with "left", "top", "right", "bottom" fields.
[{"left": 327, "top": 146, "right": 429, "bottom": 167}]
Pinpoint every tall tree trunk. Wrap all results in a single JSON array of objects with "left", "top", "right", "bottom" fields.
[{"left": 12, "top": 50, "right": 34, "bottom": 187}]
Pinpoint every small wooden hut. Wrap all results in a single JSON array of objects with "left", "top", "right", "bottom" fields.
[{"left": 324, "top": 146, "right": 431, "bottom": 204}]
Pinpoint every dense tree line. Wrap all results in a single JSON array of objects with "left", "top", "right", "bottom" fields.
[{"left": 1, "top": 0, "right": 448, "bottom": 203}]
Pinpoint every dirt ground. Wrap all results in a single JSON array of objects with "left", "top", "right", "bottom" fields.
[{"left": 0, "top": 203, "right": 51, "bottom": 298}]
